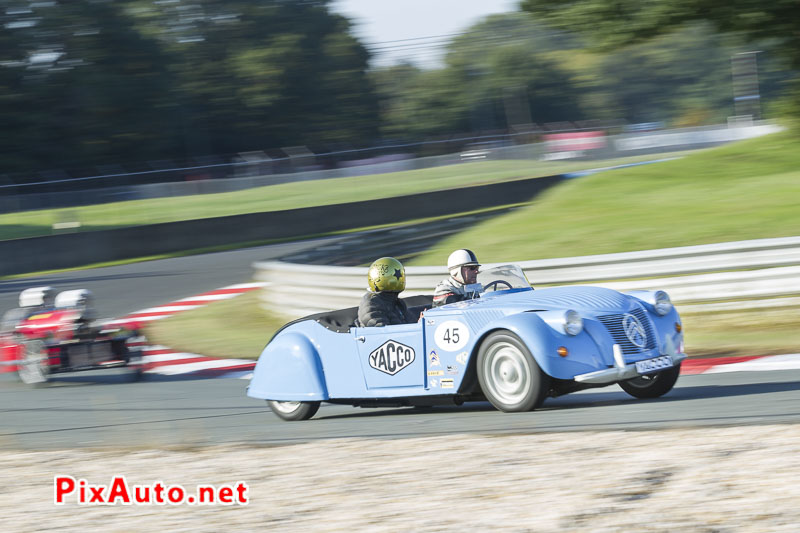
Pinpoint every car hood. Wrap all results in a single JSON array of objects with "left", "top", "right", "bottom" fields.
[{"left": 479, "top": 286, "right": 635, "bottom": 314}]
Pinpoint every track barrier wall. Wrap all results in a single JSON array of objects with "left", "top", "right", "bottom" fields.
[{"left": 0, "top": 175, "right": 560, "bottom": 276}]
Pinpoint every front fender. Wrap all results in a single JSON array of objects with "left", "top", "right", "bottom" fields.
[
  {"left": 247, "top": 331, "right": 328, "bottom": 402},
  {"left": 482, "top": 313, "right": 609, "bottom": 380}
]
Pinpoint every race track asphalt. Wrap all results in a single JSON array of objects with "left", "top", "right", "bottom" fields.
[
  {"left": 3, "top": 223, "right": 800, "bottom": 450},
  {"left": 3, "top": 368, "right": 800, "bottom": 450}
]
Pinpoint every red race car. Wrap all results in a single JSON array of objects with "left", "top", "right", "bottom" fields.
[{"left": 0, "top": 287, "right": 146, "bottom": 384}]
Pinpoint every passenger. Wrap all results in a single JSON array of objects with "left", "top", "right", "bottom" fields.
[
  {"left": 432, "top": 249, "right": 482, "bottom": 307},
  {"left": 357, "top": 257, "right": 416, "bottom": 327}
]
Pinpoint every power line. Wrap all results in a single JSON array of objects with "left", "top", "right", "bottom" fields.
[
  {"left": 364, "top": 32, "right": 466, "bottom": 46},
  {"left": 369, "top": 40, "right": 451, "bottom": 52},
  {"left": 368, "top": 33, "right": 536, "bottom": 59}
]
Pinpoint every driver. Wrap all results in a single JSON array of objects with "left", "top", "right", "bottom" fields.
[
  {"left": 357, "top": 257, "right": 417, "bottom": 327},
  {"left": 432, "top": 249, "right": 482, "bottom": 307}
]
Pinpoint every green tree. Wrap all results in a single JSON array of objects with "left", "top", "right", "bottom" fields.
[
  {"left": 130, "top": 0, "right": 378, "bottom": 156},
  {"left": 0, "top": 1, "right": 177, "bottom": 175},
  {"left": 520, "top": 0, "right": 800, "bottom": 107},
  {"left": 1, "top": 0, "right": 379, "bottom": 178},
  {"left": 371, "top": 14, "right": 590, "bottom": 140},
  {"left": 521, "top": 0, "right": 799, "bottom": 61},
  {"left": 594, "top": 24, "right": 739, "bottom": 124}
]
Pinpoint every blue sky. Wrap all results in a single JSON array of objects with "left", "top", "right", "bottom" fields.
[{"left": 331, "top": 0, "right": 520, "bottom": 68}]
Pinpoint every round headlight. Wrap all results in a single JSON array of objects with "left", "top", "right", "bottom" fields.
[
  {"left": 564, "top": 310, "right": 583, "bottom": 336},
  {"left": 654, "top": 290, "right": 673, "bottom": 316}
]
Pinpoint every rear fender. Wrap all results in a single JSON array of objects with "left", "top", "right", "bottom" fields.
[{"left": 247, "top": 331, "right": 328, "bottom": 401}]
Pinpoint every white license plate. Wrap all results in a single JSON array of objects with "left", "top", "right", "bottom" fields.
[{"left": 635, "top": 356, "right": 673, "bottom": 374}]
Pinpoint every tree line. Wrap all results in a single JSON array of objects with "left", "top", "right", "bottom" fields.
[{"left": 0, "top": 1, "right": 795, "bottom": 185}]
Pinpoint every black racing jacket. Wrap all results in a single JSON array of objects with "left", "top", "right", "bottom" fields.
[{"left": 357, "top": 291, "right": 416, "bottom": 327}]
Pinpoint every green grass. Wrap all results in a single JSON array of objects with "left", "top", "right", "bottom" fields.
[
  {"left": 411, "top": 129, "right": 800, "bottom": 264},
  {"left": 681, "top": 306, "right": 800, "bottom": 358},
  {"left": 2, "top": 152, "right": 693, "bottom": 241},
  {"left": 145, "top": 290, "right": 284, "bottom": 360}
]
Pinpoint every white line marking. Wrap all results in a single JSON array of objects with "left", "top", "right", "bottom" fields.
[
  {"left": 134, "top": 305, "right": 202, "bottom": 314},
  {"left": 146, "top": 359, "right": 255, "bottom": 375},
  {"left": 175, "top": 293, "right": 243, "bottom": 302},
  {"left": 703, "top": 353, "right": 800, "bottom": 374}
]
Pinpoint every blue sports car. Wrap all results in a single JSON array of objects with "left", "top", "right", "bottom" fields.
[{"left": 247, "top": 265, "right": 686, "bottom": 420}]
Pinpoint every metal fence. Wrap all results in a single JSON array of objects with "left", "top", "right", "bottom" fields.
[{"left": 254, "top": 235, "right": 800, "bottom": 319}]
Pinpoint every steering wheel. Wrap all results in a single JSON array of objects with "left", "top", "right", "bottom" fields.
[{"left": 483, "top": 280, "right": 513, "bottom": 292}]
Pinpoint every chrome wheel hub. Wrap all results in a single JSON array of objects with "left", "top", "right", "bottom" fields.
[{"left": 483, "top": 341, "right": 531, "bottom": 405}]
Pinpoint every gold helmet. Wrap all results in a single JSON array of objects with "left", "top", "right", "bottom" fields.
[{"left": 367, "top": 257, "right": 406, "bottom": 293}]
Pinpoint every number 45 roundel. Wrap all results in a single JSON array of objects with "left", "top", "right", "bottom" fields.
[{"left": 434, "top": 321, "right": 470, "bottom": 351}]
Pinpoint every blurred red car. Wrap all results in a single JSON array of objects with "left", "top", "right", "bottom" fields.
[{"left": 0, "top": 287, "right": 146, "bottom": 384}]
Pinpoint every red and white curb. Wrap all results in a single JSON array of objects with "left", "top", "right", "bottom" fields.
[
  {"left": 103, "top": 283, "right": 267, "bottom": 327},
  {"left": 109, "top": 282, "right": 265, "bottom": 380},
  {"left": 681, "top": 353, "right": 800, "bottom": 375}
]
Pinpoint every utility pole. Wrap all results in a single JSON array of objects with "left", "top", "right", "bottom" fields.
[{"left": 731, "top": 51, "right": 762, "bottom": 122}]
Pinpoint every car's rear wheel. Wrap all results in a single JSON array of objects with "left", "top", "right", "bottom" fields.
[
  {"left": 619, "top": 365, "right": 681, "bottom": 399},
  {"left": 477, "top": 331, "right": 550, "bottom": 412},
  {"left": 17, "top": 339, "right": 50, "bottom": 385},
  {"left": 267, "top": 400, "right": 321, "bottom": 421},
  {"left": 123, "top": 334, "right": 147, "bottom": 382}
]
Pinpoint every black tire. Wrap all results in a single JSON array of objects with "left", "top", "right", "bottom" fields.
[
  {"left": 476, "top": 331, "right": 550, "bottom": 412},
  {"left": 122, "top": 334, "right": 146, "bottom": 383},
  {"left": 267, "top": 400, "right": 321, "bottom": 421},
  {"left": 619, "top": 364, "right": 681, "bottom": 399},
  {"left": 17, "top": 338, "right": 50, "bottom": 385},
  {"left": 123, "top": 363, "right": 144, "bottom": 383}
]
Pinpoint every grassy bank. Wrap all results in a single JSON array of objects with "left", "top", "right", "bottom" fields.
[
  {"left": 411, "top": 129, "right": 800, "bottom": 263},
  {"left": 3, "top": 152, "right": 688, "bottom": 241}
]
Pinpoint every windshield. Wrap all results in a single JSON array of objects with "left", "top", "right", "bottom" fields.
[{"left": 476, "top": 264, "right": 532, "bottom": 293}]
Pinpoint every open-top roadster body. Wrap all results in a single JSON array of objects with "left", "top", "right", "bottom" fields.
[{"left": 247, "top": 265, "right": 685, "bottom": 420}]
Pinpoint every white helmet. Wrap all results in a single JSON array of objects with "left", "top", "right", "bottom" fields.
[
  {"left": 447, "top": 249, "right": 480, "bottom": 284},
  {"left": 55, "top": 289, "right": 94, "bottom": 309},
  {"left": 19, "top": 286, "right": 55, "bottom": 308}
]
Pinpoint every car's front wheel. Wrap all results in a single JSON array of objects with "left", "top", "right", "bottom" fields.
[
  {"left": 477, "top": 331, "right": 550, "bottom": 412},
  {"left": 17, "top": 339, "right": 50, "bottom": 385},
  {"left": 267, "top": 400, "right": 321, "bottom": 421},
  {"left": 619, "top": 365, "right": 681, "bottom": 399}
]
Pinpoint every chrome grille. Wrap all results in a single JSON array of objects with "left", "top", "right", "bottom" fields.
[{"left": 596, "top": 308, "right": 656, "bottom": 356}]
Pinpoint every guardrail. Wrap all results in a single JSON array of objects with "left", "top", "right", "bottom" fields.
[{"left": 254, "top": 235, "right": 800, "bottom": 319}]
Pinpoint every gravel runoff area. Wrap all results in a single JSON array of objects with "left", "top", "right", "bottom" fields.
[{"left": 4, "top": 425, "right": 800, "bottom": 532}]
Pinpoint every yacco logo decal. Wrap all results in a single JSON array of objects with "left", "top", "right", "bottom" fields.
[
  {"left": 369, "top": 340, "right": 416, "bottom": 375},
  {"left": 622, "top": 313, "right": 647, "bottom": 348}
]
